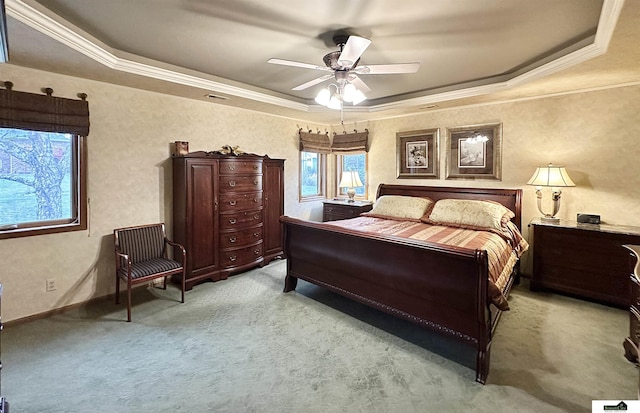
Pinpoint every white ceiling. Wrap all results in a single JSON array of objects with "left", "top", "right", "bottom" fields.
[{"left": 4, "top": 0, "right": 638, "bottom": 124}]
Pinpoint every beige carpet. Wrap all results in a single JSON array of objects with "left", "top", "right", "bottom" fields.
[{"left": 2, "top": 259, "right": 636, "bottom": 412}]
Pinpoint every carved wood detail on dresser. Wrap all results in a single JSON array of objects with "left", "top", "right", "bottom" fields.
[{"left": 172, "top": 151, "right": 284, "bottom": 289}]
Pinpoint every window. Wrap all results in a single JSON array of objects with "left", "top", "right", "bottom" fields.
[
  {"left": 0, "top": 128, "right": 86, "bottom": 239},
  {"left": 336, "top": 152, "right": 368, "bottom": 199},
  {"left": 0, "top": 84, "right": 89, "bottom": 239},
  {"left": 299, "top": 151, "right": 326, "bottom": 200}
]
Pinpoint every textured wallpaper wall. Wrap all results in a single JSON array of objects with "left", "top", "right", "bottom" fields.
[{"left": 1, "top": 62, "right": 639, "bottom": 322}]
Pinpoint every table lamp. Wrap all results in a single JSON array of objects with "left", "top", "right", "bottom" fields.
[
  {"left": 527, "top": 163, "right": 575, "bottom": 223},
  {"left": 338, "top": 170, "right": 363, "bottom": 202}
]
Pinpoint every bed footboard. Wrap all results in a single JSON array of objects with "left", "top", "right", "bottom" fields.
[{"left": 281, "top": 216, "right": 495, "bottom": 384}]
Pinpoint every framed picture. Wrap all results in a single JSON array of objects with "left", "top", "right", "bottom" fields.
[
  {"left": 445, "top": 123, "right": 502, "bottom": 180},
  {"left": 396, "top": 128, "right": 439, "bottom": 179}
]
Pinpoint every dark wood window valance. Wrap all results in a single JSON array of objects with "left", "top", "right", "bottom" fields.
[
  {"left": 331, "top": 130, "right": 369, "bottom": 153},
  {"left": 299, "top": 129, "right": 331, "bottom": 154},
  {"left": 0, "top": 83, "right": 90, "bottom": 136}
]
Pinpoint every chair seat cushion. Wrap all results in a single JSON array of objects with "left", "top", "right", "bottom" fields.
[{"left": 119, "top": 258, "right": 183, "bottom": 280}]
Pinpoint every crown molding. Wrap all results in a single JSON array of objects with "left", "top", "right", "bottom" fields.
[{"left": 7, "top": 0, "right": 624, "bottom": 115}]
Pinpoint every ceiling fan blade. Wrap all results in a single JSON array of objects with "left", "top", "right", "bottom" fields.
[
  {"left": 338, "top": 36, "right": 371, "bottom": 68},
  {"left": 268, "top": 58, "right": 330, "bottom": 72},
  {"left": 354, "top": 63, "right": 420, "bottom": 74},
  {"left": 291, "top": 74, "right": 333, "bottom": 91},
  {"left": 348, "top": 75, "right": 371, "bottom": 93}
]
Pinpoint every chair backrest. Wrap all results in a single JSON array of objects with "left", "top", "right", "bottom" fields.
[{"left": 115, "top": 224, "right": 166, "bottom": 264}]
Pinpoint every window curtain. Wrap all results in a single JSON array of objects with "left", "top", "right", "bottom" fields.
[
  {"left": 0, "top": 83, "right": 90, "bottom": 136},
  {"left": 299, "top": 129, "right": 331, "bottom": 154},
  {"left": 331, "top": 130, "right": 369, "bottom": 153}
]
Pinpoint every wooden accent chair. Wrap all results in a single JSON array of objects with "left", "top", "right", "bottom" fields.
[{"left": 114, "top": 223, "right": 186, "bottom": 322}]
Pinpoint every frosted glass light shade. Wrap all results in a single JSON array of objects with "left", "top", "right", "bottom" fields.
[{"left": 314, "top": 88, "right": 330, "bottom": 106}]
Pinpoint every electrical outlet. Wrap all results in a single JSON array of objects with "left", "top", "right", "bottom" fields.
[{"left": 46, "top": 278, "right": 57, "bottom": 292}]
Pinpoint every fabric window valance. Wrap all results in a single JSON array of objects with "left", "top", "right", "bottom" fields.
[
  {"left": 299, "top": 130, "right": 331, "bottom": 154},
  {"left": 331, "top": 130, "right": 369, "bottom": 153},
  {"left": 0, "top": 84, "right": 90, "bottom": 136}
]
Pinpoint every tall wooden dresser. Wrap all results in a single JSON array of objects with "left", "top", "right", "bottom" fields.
[{"left": 172, "top": 151, "right": 284, "bottom": 289}]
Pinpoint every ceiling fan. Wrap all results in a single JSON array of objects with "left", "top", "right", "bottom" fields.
[{"left": 268, "top": 33, "right": 420, "bottom": 106}]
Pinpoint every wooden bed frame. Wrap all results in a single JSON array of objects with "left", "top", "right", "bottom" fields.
[{"left": 281, "top": 184, "right": 523, "bottom": 384}]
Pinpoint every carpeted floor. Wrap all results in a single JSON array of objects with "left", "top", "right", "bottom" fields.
[{"left": 2, "top": 259, "right": 636, "bottom": 412}]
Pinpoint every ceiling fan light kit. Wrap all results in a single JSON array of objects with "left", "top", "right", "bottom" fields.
[{"left": 269, "top": 32, "right": 420, "bottom": 111}]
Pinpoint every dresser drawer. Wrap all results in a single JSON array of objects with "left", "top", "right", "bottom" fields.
[
  {"left": 221, "top": 243, "right": 263, "bottom": 268},
  {"left": 219, "top": 210, "right": 263, "bottom": 230},
  {"left": 539, "top": 264, "right": 628, "bottom": 304},
  {"left": 219, "top": 192, "right": 263, "bottom": 212},
  {"left": 219, "top": 175, "right": 262, "bottom": 192},
  {"left": 219, "top": 160, "right": 262, "bottom": 175},
  {"left": 220, "top": 226, "right": 263, "bottom": 249},
  {"left": 537, "top": 227, "right": 633, "bottom": 272}
]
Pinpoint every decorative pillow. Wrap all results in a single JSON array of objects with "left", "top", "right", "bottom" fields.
[
  {"left": 425, "top": 199, "right": 515, "bottom": 232},
  {"left": 362, "top": 195, "right": 434, "bottom": 222}
]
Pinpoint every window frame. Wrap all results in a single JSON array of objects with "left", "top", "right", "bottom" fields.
[
  {"left": 335, "top": 151, "right": 368, "bottom": 201},
  {"left": 298, "top": 150, "right": 327, "bottom": 202},
  {"left": 0, "top": 131, "right": 87, "bottom": 240}
]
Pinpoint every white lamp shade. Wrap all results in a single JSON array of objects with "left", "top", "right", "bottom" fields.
[
  {"left": 338, "top": 171, "right": 363, "bottom": 188},
  {"left": 315, "top": 88, "right": 330, "bottom": 106},
  {"left": 527, "top": 164, "right": 575, "bottom": 187}
]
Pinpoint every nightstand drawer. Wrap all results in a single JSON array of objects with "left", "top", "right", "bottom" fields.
[
  {"left": 537, "top": 265, "right": 628, "bottom": 306},
  {"left": 322, "top": 201, "right": 373, "bottom": 222}
]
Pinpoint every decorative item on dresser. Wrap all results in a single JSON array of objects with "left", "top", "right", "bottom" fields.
[
  {"left": 622, "top": 245, "right": 640, "bottom": 398},
  {"left": 172, "top": 150, "right": 284, "bottom": 289},
  {"left": 530, "top": 219, "right": 640, "bottom": 308},
  {"left": 322, "top": 199, "right": 372, "bottom": 222}
]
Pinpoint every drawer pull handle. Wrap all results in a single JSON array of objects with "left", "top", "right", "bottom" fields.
[
  {"left": 229, "top": 181, "right": 236, "bottom": 187},
  {"left": 254, "top": 249, "right": 260, "bottom": 255},
  {"left": 229, "top": 200, "right": 237, "bottom": 206},
  {"left": 228, "top": 165, "right": 236, "bottom": 171},
  {"left": 253, "top": 198, "right": 258, "bottom": 203},
  {"left": 253, "top": 180, "right": 259, "bottom": 185},
  {"left": 253, "top": 165, "right": 259, "bottom": 170},
  {"left": 229, "top": 255, "right": 237, "bottom": 262},
  {"left": 229, "top": 218, "right": 237, "bottom": 224},
  {"left": 254, "top": 215, "right": 260, "bottom": 220},
  {"left": 254, "top": 232, "right": 260, "bottom": 237},
  {"left": 229, "top": 236, "right": 237, "bottom": 243}
]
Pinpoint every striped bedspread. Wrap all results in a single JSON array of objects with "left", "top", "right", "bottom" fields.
[{"left": 324, "top": 216, "right": 529, "bottom": 310}]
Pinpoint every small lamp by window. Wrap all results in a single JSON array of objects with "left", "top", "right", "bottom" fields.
[
  {"left": 527, "top": 163, "right": 575, "bottom": 223},
  {"left": 338, "top": 171, "right": 363, "bottom": 202}
]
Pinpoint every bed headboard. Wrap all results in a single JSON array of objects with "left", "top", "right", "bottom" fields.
[{"left": 376, "top": 184, "right": 523, "bottom": 230}]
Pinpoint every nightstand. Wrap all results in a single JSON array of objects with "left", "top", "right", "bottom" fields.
[
  {"left": 322, "top": 200, "right": 373, "bottom": 222},
  {"left": 530, "top": 219, "right": 640, "bottom": 308}
]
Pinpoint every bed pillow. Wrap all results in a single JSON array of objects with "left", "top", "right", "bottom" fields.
[
  {"left": 425, "top": 199, "right": 515, "bottom": 232},
  {"left": 361, "top": 195, "right": 434, "bottom": 222}
]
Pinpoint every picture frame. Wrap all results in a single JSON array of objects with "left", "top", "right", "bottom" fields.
[
  {"left": 396, "top": 128, "right": 439, "bottom": 179},
  {"left": 445, "top": 123, "right": 502, "bottom": 180}
]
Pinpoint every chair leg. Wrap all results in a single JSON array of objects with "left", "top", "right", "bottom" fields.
[
  {"left": 115, "top": 273, "right": 120, "bottom": 304},
  {"left": 127, "top": 279, "right": 132, "bottom": 322},
  {"left": 163, "top": 276, "right": 167, "bottom": 290},
  {"left": 181, "top": 270, "right": 186, "bottom": 303}
]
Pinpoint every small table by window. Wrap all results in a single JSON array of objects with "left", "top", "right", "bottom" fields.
[{"left": 322, "top": 200, "right": 373, "bottom": 222}]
